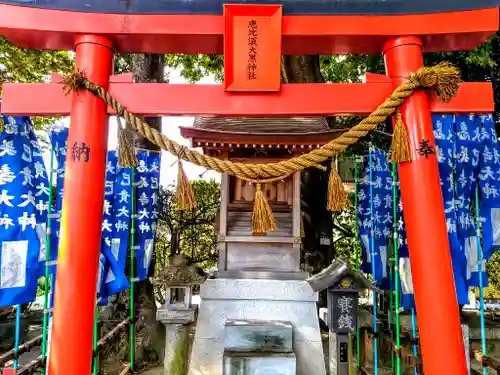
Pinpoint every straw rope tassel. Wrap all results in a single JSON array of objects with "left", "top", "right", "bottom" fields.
[
  {"left": 175, "top": 160, "right": 196, "bottom": 211},
  {"left": 116, "top": 117, "right": 138, "bottom": 168},
  {"left": 390, "top": 110, "right": 411, "bottom": 164},
  {"left": 327, "top": 160, "right": 348, "bottom": 211},
  {"left": 252, "top": 183, "right": 276, "bottom": 235}
]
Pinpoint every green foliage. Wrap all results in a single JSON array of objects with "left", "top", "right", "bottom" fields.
[
  {"left": 320, "top": 55, "right": 385, "bottom": 83},
  {"left": 159, "top": 53, "right": 386, "bottom": 85},
  {"left": 155, "top": 179, "right": 220, "bottom": 275},
  {"left": 164, "top": 54, "right": 224, "bottom": 82},
  {"left": 331, "top": 206, "right": 357, "bottom": 267},
  {"left": 486, "top": 251, "right": 500, "bottom": 298},
  {"left": 37, "top": 276, "right": 50, "bottom": 297},
  {"left": 0, "top": 36, "right": 74, "bottom": 130},
  {"left": 153, "top": 179, "right": 219, "bottom": 303},
  {"left": 160, "top": 53, "right": 387, "bottom": 85},
  {"left": 114, "top": 54, "right": 133, "bottom": 75}
]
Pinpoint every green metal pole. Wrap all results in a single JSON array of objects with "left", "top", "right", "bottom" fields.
[
  {"left": 129, "top": 167, "right": 136, "bottom": 371},
  {"left": 40, "top": 136, "right": 55, "bottom": 374},
  {"left": 475, "top": 183, "right": 487, "bottom": 375},
  {"left": 93, "top": 308, "right": 100, "bottom": 375},
  {"left": 392, "top": 162, "right": 401, "bottom": 375},
  {"left": 389, "top": 256, "right": 395, "bottom": 373},
  {"left": 354, "top": 159, "right": 361, "bottom": 368}
]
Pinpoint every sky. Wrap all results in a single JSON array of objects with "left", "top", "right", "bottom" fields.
[{"left": 42, "top": 68, "right": 221, "bottom": 186}]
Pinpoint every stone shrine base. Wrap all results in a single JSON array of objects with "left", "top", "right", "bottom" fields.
[{"left": 188, "top": 278, "right": 326, "bottom": 375}]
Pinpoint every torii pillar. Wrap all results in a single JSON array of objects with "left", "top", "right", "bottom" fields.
[
  {"left": 385, "top": 36, "right": 468, "bottom": 375},
  {"left": 49, "top": 35, "right": 114, "bottom": 375}
]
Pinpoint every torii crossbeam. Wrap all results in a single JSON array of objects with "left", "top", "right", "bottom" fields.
[
  {"left": 0, "top": 2, "right": 498, "bottom": 375},
  {"left": 1, "top": 77, "right": 494, "bottom": 116}
]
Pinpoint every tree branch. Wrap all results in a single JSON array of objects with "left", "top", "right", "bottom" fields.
[
  {"left": 190, "top": 254, "right": 218, "bottom": 264},
  {"left": 332, "top": 221, "right": 353, "bottom": 238}
]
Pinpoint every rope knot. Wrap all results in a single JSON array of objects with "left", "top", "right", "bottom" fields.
[
  {"left": 414, "top": 62, "right": 461, "bottom": 103},
  {"left": 406, "top": 76, "right": 420, "bottom": 89},
  {"left": 61, "top": 69, "right": 88, "bottom": 95}
]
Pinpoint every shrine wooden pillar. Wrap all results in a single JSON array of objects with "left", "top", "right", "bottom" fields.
[
  {"left": 48, "top": 35, "right": 114, "bottom": 375},
  {"left": 384, "top": 36, "right": 467, "bottom": 375}
]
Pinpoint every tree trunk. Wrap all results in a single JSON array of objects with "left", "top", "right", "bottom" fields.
[
  {"left": 130, "top": 53, "right": 166, "bottom": 368},
  {"left": 171, "top": 230, "right": 180, "bottom": 255},
  {"left": 282, "top": 55, "right": 333, "bottom": 308},
  {"left": 100, "top": 53, "right": 166, "bottom": 374}
]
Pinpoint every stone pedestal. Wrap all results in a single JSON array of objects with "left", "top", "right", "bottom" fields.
[
  {"left": 188, "top": 278, "right": 326, "bottom": 375},
  {"left": 329, "top": 333, "right": 354, "bottom": 375},
  {"left": 329, "top": 333, "right": 338, "bottom": 375},
  {"left": 462, "top": 323, "right": 470, "bottom": 375},
  {"left": 157, "top": 307, "right": 197, "bottom": 375}
]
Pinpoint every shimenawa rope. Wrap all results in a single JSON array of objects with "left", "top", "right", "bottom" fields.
[{"left": 61, "top": 62, "right": 461, "bottom": 233}]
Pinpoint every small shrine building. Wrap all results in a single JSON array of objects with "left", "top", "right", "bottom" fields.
[{"left": 180, "top": 116, "right": 346, "bottom": 375}]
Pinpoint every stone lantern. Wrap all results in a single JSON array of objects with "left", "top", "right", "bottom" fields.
[
  {"left": 307, "top": 260, "right": 378, "bottom": 375},
  {"left": 154, "top": 254, "right": 206, "bottom": 375}
]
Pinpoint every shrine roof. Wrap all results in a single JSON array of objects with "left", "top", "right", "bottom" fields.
[
  {"left": 180, "top": 117, "right": 347, "bottom": 147},
  {"left": 306, "top": 260, "right": 380, "bottom": 292},
  {"left": 193, "top": 116, "right": 331, "bottom": 133}
]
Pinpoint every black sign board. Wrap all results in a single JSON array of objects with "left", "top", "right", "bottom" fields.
[
  {"left": 1, "top": 0, "right": 499, "bottom": 15},
  {"left": 328, "top": 292, "right": 358, "bottom": 334}
]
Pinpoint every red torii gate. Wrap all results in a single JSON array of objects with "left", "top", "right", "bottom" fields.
[{"left": 0, "top": 3, "right": 498, "bottom": 375}]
